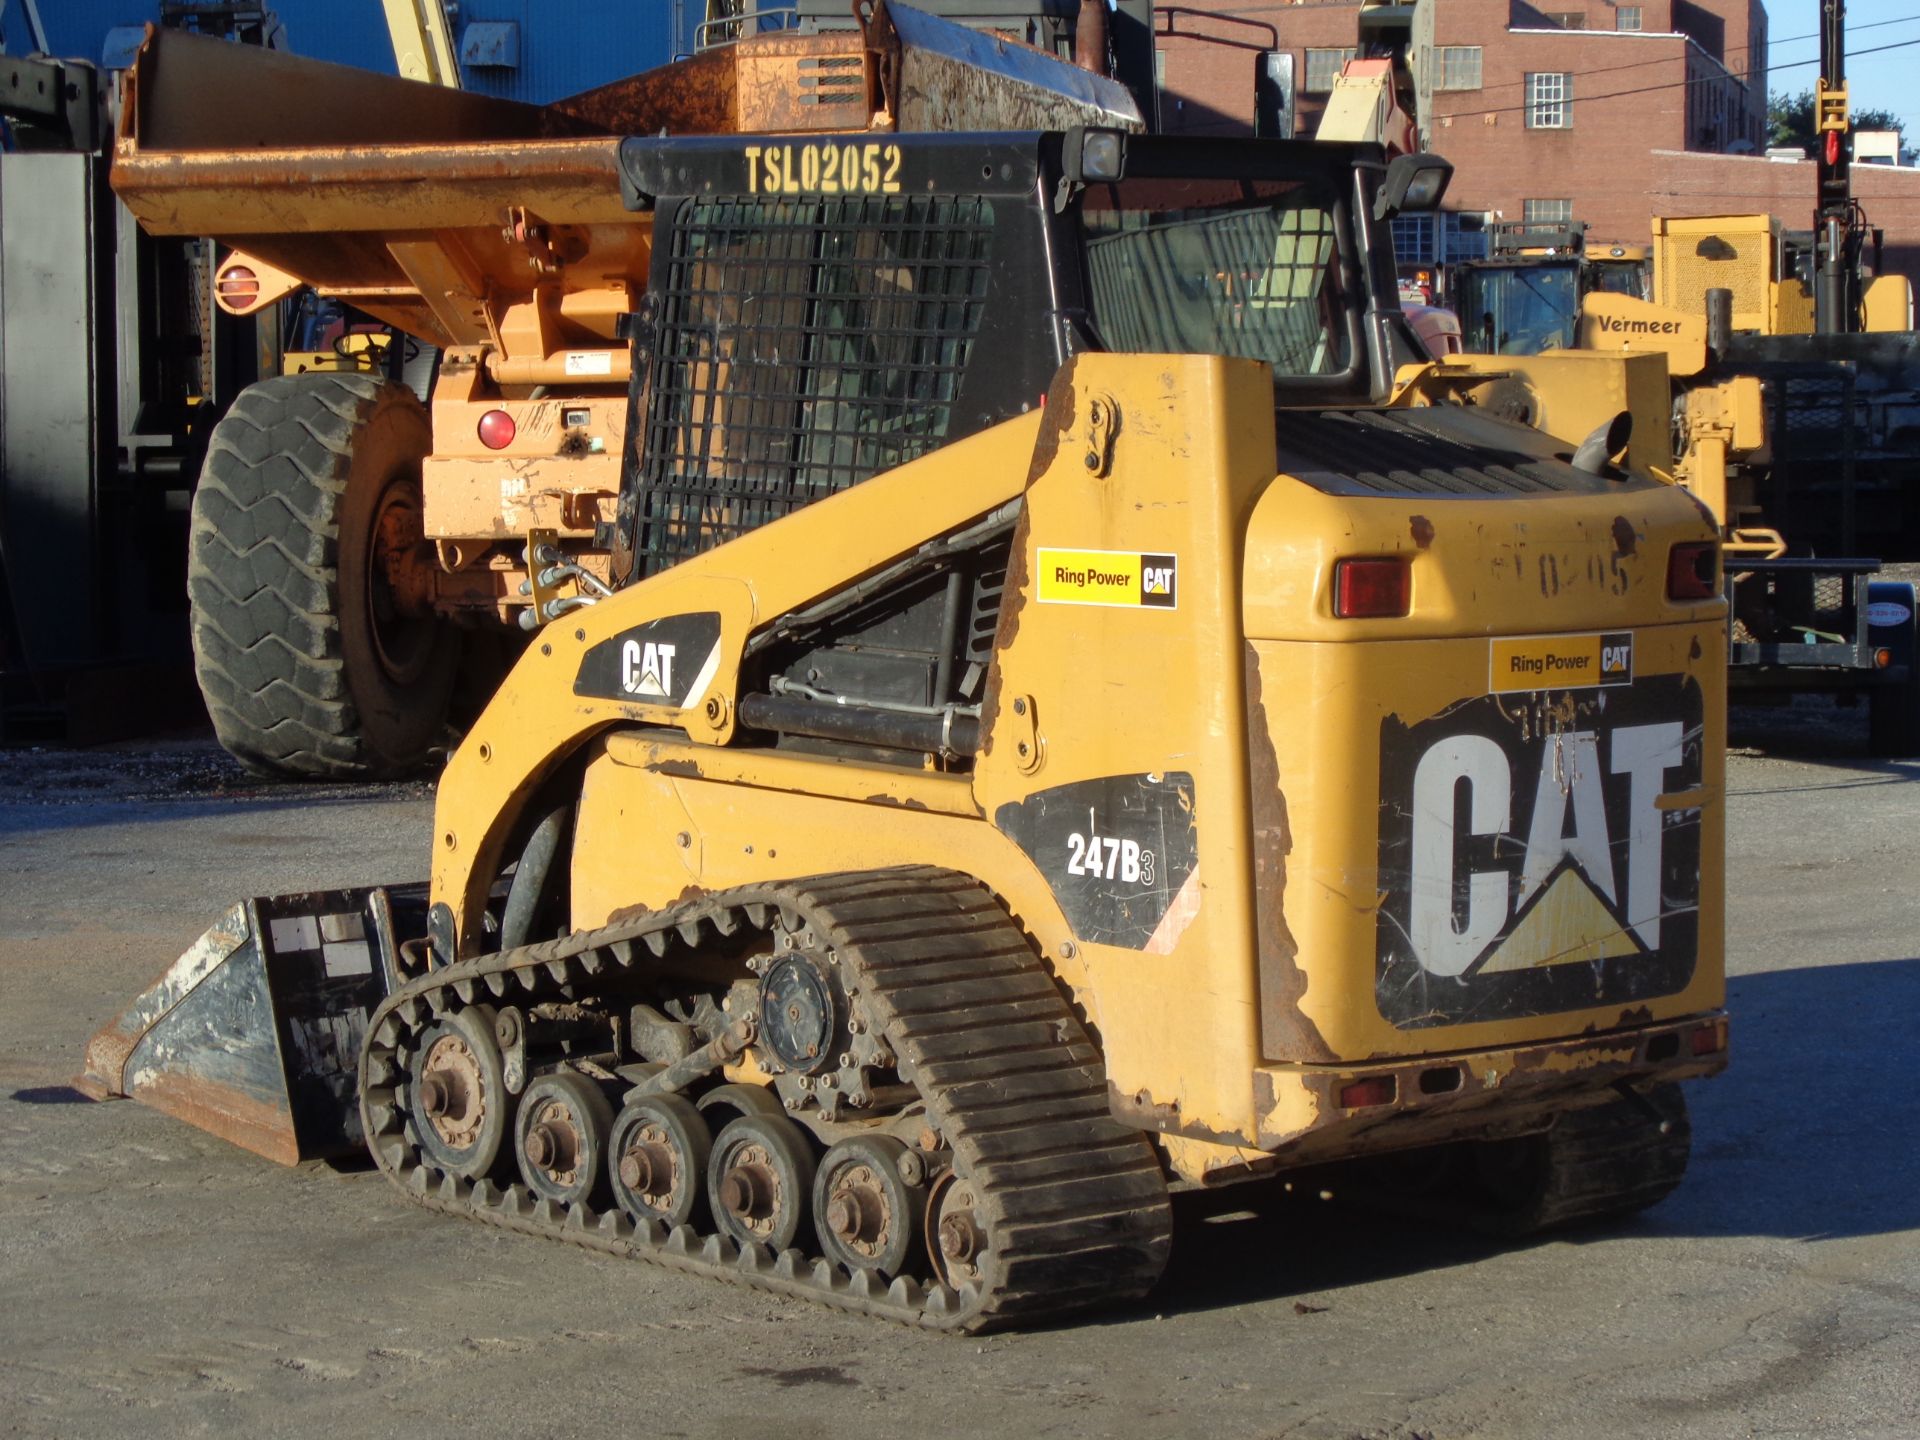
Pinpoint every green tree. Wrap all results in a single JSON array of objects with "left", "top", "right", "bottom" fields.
[{"left": 1768, "top": 88, "right": 1902, "bottom": 151}]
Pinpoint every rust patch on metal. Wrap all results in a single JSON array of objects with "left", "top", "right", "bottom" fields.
[
  {"left": 977, "top": 507, "right": 1035, "bottom": 756},
  {"left": 863, "top": 794, "right": 930, "bottom": 810},
  {"left": 1106, "top": 1082, "right": 1250, "bottom": 1147},
  {"left": 1253, "top": 1013, "right": 1727, "bottom": 1156},
  {"left": 1612, "top": 515, "right": 1638, "bottom": 557},
  {"left": 1245, "top": 643, "right": 1334, "bottom": 1062},
  {"left": 1409, "top": 514, "right": 1435, "bottom": 549},
  {"left": 652, "top": 759, "right": 705, "bottom": 780},
  {"left": 1025, "top": 360, "right": 1080, "bottom": 486},
  {"left": 128, "top": 1069, "right": 301, "bottom": 1167}
]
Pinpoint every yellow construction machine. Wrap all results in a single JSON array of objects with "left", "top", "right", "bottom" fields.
[{"left": 85, "top": 81, "right": 1731, "bottom": 1326}]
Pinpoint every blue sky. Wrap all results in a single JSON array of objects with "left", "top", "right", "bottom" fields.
[{"left": 1767, "top": 0, "right": 1920, "bottom": 136}]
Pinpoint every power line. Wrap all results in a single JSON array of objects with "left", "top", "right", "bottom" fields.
[
  {"left": 1434, "top": 14, "right": 1920, "bottom": 97},
  {"left": 1195, "top": 8, "right": 1920, "bottom": 94},
  {"left": 1437, "top": 35, "right": 1920, "bottom": 123}
]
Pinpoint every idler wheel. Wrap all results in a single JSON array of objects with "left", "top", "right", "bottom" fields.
[
  {"left": 608, "top": 1093, "right": 712, "bottom": 1229},
  {"left": 706, "top": 1113, "right": 817, "bottom": 1253},
  {"left": 514, "top": 1070, "right": 614, "bottom": 1208},
  {"left": 410, "top": 1005, "right": 507, "bottom": 1179},
  {"left": 925, "top": 1169, "right": 987, "bottom": 1290},
  {"left": 813, "top": 1134, "right": 926, "bottom": 1277}
]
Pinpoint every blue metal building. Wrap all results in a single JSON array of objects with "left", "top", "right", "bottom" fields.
[{"left": 18, "top": 1, "right": 708, "bottom": 102}]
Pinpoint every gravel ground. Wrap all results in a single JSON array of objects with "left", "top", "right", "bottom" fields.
[{"left": 0, "top": 713, "right": 1914, "bottom": 1440}]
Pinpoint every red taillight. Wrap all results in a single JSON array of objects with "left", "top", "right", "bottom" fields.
[
  {"left": 477, "top": 409, "right": 517, "bottom": 450},
  {"left": 214, "top": 264, "right": 259, "bottom": 310},
  {"left": 1333, "top": 557, "right": 1411, "bottom": 618},
  {"left": 1667, "top": 542, "right": 1718, "bottom": 601},
  {"left": 1337, "top": 1076, "right": 1397, "bottom": 1110},
  {"left": 1691, "top": 1021, "right": 1726, "bottom": 1056}
]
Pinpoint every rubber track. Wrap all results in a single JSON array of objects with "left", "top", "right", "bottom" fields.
[
  {"left": 359, "top": 867, "right": 1173, "bottom": 1332},
  {"left": 1509, "top": 1080, "right": 1692, "bottom": 1233},
  {"left": 188, "top": 372, "right": 414, "bottom": 780}
]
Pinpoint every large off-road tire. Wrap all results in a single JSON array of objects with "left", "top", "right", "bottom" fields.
[{"left": 187, "top": 373, "right": 458, "bottom": 780}]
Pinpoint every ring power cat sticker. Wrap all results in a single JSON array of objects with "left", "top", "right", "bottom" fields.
[
  {"left": 1491, "top": 631, "right": 1633, "bottom": 693},
  {"left": 574, "top": 612, "right": 723, "bottom": 709},
  {"left": 1376, "top": 674, "right": 1704, "bottom": 1029},
  {"left": 1037, "top": 549, "right": 1177, "bottom": 609}
]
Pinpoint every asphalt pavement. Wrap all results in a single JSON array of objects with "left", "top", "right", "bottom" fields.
[{"left": 0, "top": 704, "right": 1914, "bottom": 1440}]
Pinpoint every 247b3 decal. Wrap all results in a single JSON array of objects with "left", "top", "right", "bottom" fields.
[{"left": 1376, "top": 676, "right": 1705, "bottom": 1029}]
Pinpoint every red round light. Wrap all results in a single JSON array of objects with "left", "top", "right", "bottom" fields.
[
  {"left": 215, "top": 264, "right": 259, "bottom": 310},
  {"left": 1825, "top": 130, "right": 1840, "bottom": 167},
  {"left": 477, "top": 409, "right": 516, "bottom": 450}
]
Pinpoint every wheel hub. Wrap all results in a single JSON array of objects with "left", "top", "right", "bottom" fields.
[
  {"left": 825, "top": 1165, "right": 890, "bottom": 1251},
  {"left": 523, "top": 1100, "right": 583, "bottom": 1184},
  {"left": 617, "top": 1127, "right": 677, "bottom": 1202},
  {"left": 938, "top": 1211, "right": 981, "bottom": 1262},
  {"left": 719, "top": 1156, "right": 777, "bottom": 1224},
  {"left": 365, "top": 481, "right": 440, "bottom": 685},
  {"left": 419, "top": 1034, "right": 485, "bottom": 1148}
]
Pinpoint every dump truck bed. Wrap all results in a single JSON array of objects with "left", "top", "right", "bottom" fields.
[{"left": 111, "top": 7, "right": 1141, "bottom": 351}]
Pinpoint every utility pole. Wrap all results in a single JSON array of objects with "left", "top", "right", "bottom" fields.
[{"left": 1812, "top": 0, "right": 1858, "bottom": 333}]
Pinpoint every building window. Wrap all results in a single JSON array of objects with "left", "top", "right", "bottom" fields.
[
  {"left": 1616, "top": 6, "right": 1643, "bottom": 30},
  {"left": 1391, "top": 215, "right": 1436, "bottom": 264},
  {"left": 1391, "top": 213, "right": 1489, "bottom": 266},
  {"left": 1543, "top": 12, "right": 1586, "bottom": 28},
  {"left": 1304, "top": 47, "right": 1356, "bottom": 94},
  {"left": 1436, "top": 46, "right": 1482, "bottom": 91},
  {"left": 1526, "top": 72, "right": 1572, "bottom": 129},
  {"left": 1524, "top": 199, "right": 1574, "bottom": 224}
]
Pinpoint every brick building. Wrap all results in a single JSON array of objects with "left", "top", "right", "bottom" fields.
[{"left": 1155, "top": 0, "right": 1774, "bottom": 257}]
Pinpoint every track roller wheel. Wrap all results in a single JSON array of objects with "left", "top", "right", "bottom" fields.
[
  {"left": 696, "top": 1081, "right": 785, "bottom": 1129},
  {"left": 707, "top": 1113, "right": 816, "bottom": 1252},
  {"left": 410, "top": 1006, "right": 507, "bottom": 1179},
  {"left": 814, "top": 1135, "right": 926, "bottom": 1277},
  {"left": 609, "top": 1094, "right": 712, "bottom": 1228},
  {"left": 925, "top": 1169, "right": 987, "bottom": 1290},
  {"left": 514, "top": 1071, "right": 615, "bottom": 1208}
]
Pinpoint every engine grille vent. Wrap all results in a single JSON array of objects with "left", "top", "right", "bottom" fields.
[{"left": 1276, "top": 408, "right": 1611, "bottom": 499}]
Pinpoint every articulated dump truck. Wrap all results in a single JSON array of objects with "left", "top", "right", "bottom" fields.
[
  {"left": 88, "top": 12, "right": 1729, "bottom": 1331},
  {"left": 110, "top": 2, "right": 1142, "bottom": 780}
]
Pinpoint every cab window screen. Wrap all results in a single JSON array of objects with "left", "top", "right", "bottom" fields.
[
  {"left": 634, "top": 193, "right": 994, "bottom": 576},
  {"left": 1082, "top": 179, "right": 1352, "bottom": 377}
]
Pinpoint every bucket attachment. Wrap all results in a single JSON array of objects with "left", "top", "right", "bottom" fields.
[{"left": 81, "top": 885, "right": 428, "bottom": 1165}]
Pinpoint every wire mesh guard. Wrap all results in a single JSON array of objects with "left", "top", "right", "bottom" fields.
[
  {"left": 632, "top": 193, "right": 995, "bottom": 577},
  {"left": 1771, "top": 372, "right": 1854, "bottom": 459},
  {"left": 1729, "top": 569, "right": 1854, "bottom": 645},
  {"left": 1084, "top": 199, "right": 1344, "bottom": 375}
]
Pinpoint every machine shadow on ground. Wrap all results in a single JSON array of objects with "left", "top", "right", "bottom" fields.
[{"left": 1120, "top": 955, "right": 1920, "bottom": 1323}]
